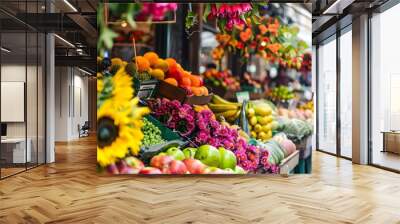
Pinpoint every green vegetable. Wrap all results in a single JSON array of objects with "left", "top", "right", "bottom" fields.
[{"left": 141, "top": 118, "right": 165, "bottom": 147}]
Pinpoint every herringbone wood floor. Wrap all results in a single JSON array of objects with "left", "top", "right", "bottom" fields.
[{"left": 1, "top": 136, "right": 400, "bottom": 224}]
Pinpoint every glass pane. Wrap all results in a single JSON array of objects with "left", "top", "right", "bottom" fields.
[
  {"left": 371, "top": 4, "right": 400, "bottom": 171},
  {"left": 340, "top": 30, "right": 352, "bottom": 158},
  {"left": 27, "top": 31, "right": 38, "bottom": 169},
  {"left": 1, "top": 32, "right": 27, "bottom": 177},
  {"left": 318, "top": 38, "right": 337, "bottom": 154},
  {"left": 38, "top": 32, "right": 45, "bottom": 165}
]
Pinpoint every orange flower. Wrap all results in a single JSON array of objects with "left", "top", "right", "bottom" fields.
[
  {"left": 267, "top": 19, "right": 280, "bottom": 36},
  {"left": 216, "top": 34, "right": 231, "bottom": 46},
  {"left": 239, "top": 28, "right": 252, "bottom": 42},
  {"left": 212, "top": 47, "right": 224, "bottom": 60},
  {"left": 229, "top": 39, "right": 238, "bottom": 47},
  {"left": 259, "top": 24, "right": 268, "bottom": 35},
  {"left": 267, "top": 43, "right": 281, "bottom": 55}
]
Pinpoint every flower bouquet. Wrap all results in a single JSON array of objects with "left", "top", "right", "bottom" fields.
[
  {"left": 212, "top": 17, "right": 308, "bottom": 67},
  {"left": 135, "top": 3, "right": 177, "bottom": 22}
]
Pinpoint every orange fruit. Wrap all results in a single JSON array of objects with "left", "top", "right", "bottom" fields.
[
  {"left": 190, "top": 87, "right": 202, "bottom": 96},
  {"left": 143, "top": 52, "right": 159, "bottom": 66},
  {"left": 200, "top": 86, "right": 209, "bottom": 96},
  {"left": 164, "top": 78, "right": 178, "bottom": 86},
  {"left": 189, "top": 75, "right": 201, "bottom": 87},
  {"left": 154, "top": 59, "right": 169, "bottom": 73},
  {"left": 149, "top": 68, "right": 165, "bottom": 80},
  {"left": 180, "top": 77, "right": 191, "bottom": 87},
  {"left": 165, "top": 58, "right": 177, "bottom": 70},
  {"left": 133, "top": 56, "right": 150, "bottom": 72}
]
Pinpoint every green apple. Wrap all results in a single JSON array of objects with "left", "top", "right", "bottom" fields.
[
  {"left": 194, "top": 145, "right": 220, "bottom": 167},
  {"left": 218, "top": 147, "right": 237, "bottom": 170},
  {"left": 234, "top": 166, "right": 246, "bottom": 174},
  {"left": 183, "top": 147, "right": 197, "bottom": 159},
  {"left": 165, "top": 147, "right": 185, "bottom": 161}
]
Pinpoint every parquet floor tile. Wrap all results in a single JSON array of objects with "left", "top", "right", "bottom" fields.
[{"left": 0, "top": 136, "right": 399, "bottom": 223}]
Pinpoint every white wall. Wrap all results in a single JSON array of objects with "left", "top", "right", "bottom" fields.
[{"left": 55, "top": 67, "right": 89, "bottom": 141}]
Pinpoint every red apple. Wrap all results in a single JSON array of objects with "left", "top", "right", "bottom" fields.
[
  {"left": 139, "top": 167, "right": 162, "bottom": 175},
  {"left": 168, "top": 160, "right": 188, "bottom": 174},
  {"left": 183, "top": 159, "right": 206, "bottom": 174},
  {"left": 125, "top": 156, "right": 144, "bottom": 170},
  {"left": 150, "top": 155, "right": 173, "bottom": 170},
  {"left": 107, "top": 163, "right": 119, "bottom": 174}
]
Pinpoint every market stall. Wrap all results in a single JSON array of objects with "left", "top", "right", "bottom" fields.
[{"left": 97, "top": 3, "right": 313, "bottom": 175}]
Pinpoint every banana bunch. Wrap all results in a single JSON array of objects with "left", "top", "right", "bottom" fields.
[{"left": 208, "top": 95, "right": 241, "bottom": 123}]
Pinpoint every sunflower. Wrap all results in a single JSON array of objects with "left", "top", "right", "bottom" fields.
[
  {"left": 97, "top": 99, "right": 149, "bottom": 167},
  {"left": 97, "top": 78, "right": 104, "bottom": 93},
  {"left": 112, "top": 67, "right": 134, "bottom": 106}
]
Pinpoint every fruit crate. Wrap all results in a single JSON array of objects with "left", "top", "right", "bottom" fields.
[
  {"left": 143, "top": 115, "right": 181, "bottom": 141},
  {"left": 279, "top": 150, "right": 300, "bottom": 176},
  {"left": 156, "top": 80, "right": 213, "bottom": 105},
  {"left": 205, "top": 84, "right": 236, "bottom": 101},
  {"left": 139, "top": 115, "right": 186, "bottom": 164}
]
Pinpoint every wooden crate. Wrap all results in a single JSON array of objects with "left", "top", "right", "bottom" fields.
[
  {"left": 156, "top": 81, "right": 213, "bottom": 105},
  {"left": 279, "top": 150, "right": 300, "bottom": 176}
]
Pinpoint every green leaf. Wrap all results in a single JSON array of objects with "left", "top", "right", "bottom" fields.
[
  {"left": 203, "top": 4, "right": 211, "bottom": 22},
  {"left": 185, "top": 11, "right": 197, "bottom": 30}
]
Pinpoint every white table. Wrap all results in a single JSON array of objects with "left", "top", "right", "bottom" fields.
[{"left": 1, "top": 138, "right": 31, "bottom": 163}]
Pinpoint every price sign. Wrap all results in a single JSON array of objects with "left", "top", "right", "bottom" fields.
[
  {"left": 137, "top": 80, "right": 158, "bottom": 99},
  {"left": 236, "top": 91, "right": 250, "bottom": 103}
]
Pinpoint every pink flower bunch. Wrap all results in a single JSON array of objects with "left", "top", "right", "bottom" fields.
[
  {"left": 148, "top": 99, "right": 273, "bottom": 173},
  {"left": 148, "top": 98, "right": 195, "bottom": 137},
  {"left": 234, "top": 144, "right": 260, "bottom": 171},
  {"left": 136, "top": 3, "right": 178, "bottom": 21},
  {"left": 208, "top": 4, "right": 252, "bottom": 30}
]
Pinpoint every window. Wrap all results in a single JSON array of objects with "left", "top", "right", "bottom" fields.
[
  {"left": 370, "top": 3, "right": 400, "bottom": 171},
  {"left": 317, "top": 37, "right": 337, "bottom": 154},
  {"left": 340, "top": 29, "right": 352, "bottom": 158}
]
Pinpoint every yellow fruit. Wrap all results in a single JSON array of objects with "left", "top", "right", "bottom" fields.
[
  {"left": 249, "top": 116, "right": 257, "bottom": 126},
  {"left": 262, "top": 124, "right": 271, "bottom": 133},
  {"left": 216, "top": 109, "right": 238, "bottom": 118},
  {"left": 144, "top": 52, "right": 159, "bottom": 66},
  {"left": 246, "top": 108, "right": 255, "bottom": 117},
  {"left": 149, "top": 69, "right": 165, "bottom": 80},
  {"left": 154, "top": 59, "right": 169, "bottom": 72},
  {"left": 212, "top": 95, "right": 240, "bottom": 106},
  {"left": 257, "top": 116, "right": 269, "bottom": 125},
  {"left": 266, "top": 115, "right": 274, "bottom": 123},
  {"left": 266, "top": 130, "right": 272, "bottom": 139},
  {"left": 254, "top": 106, "right": 271, "bottom": 116},
  {"left": 208, "top": 103, "right": 239, "bottom": 112},
  {"left": 250, "top": 131, "right": 257, "bottom": 138},
  {"left": 257, "top": 131, "right": 267, "bottom": 140},
  {"left": 254, "top": 124, "right": 262, "bottom": 132}
]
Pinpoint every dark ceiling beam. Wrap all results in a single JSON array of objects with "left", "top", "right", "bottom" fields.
[
  {"left": 55, "top": 55, "right": 96, "bottom": 71},
  {"left": 67, "top": 13, "right": 98, "bottom": 38}
]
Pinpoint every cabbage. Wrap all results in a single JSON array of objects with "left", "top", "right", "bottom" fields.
[{"left": 277, "top": 118, "right": 313, "bottom": 143}]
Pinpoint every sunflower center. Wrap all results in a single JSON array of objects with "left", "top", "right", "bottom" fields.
[{"left": 97, "top": 117, "right": 119, "bottom": 148}]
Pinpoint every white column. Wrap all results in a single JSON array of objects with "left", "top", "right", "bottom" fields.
[
  {"left": 46, "top": 32, "right": 55, "bottom": 163},
  {"left": 352, "top": 14, "right": 369, "bottom": 164}
]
